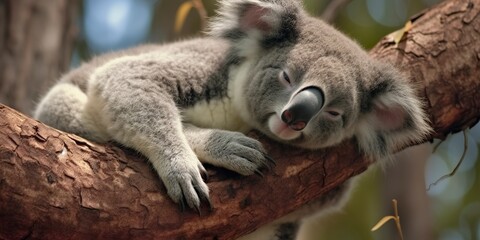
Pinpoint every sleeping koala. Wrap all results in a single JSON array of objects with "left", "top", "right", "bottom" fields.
[{"left": 34, "top": 0, "right": 430, "bottom": 238}]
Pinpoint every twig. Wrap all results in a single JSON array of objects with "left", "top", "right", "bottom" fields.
[
  {"left": 392, "top": 200, "right": 404, "bottom": 240},
  {"left": 432, "top": 139, "right": 444, "bottom": 153},
  {"left": 427, "top": 130, "right": 469, "bottom": 191},
  {"left": 371, "top": 199, "right": 404, "bottom": 240}
]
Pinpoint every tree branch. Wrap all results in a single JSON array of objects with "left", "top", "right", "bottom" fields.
[
  {"left": 0, "top": 0, "right": 479, "bottom": 239},
  {"left": 370, "top": 0, "right": 480, "bottom": 138},
  {"left": 0, "top": 104, "right": 367, "bottom": 239}
]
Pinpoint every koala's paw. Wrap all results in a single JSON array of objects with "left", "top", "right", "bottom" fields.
[
  {"left": 162, "top": 157, "right": 211, "bottom": 214},
  {"left": 206, "top": 131, "right": 275, "bottom": 176}
]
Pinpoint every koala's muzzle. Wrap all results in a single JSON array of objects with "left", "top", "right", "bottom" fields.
[{"left": 281, "top": 87, "right": 324, "bottom": 131}]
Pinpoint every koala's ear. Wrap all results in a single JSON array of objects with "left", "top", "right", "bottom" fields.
[
  {"left": 355, "top": 65, "right": 431, "bottom": 163},
  {"left": 208, "top": 0, "right": 300, "bottom": 50}
]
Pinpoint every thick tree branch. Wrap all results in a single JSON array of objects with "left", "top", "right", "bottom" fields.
[
  {"left": 0, "top": 0, "right": 479, "bottom": 239},
  {"left": 0, "top": 104, "right": 367, "bottom": 239},
  {"left": 370, "top": 0, "right": 480, "bottom": 138}
]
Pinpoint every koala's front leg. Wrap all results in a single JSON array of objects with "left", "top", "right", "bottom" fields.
[
  {"left": 87, "top": 68, "right": 209, "bottom": 212},
  {"left": 183, "top": 124, "right": 274, "bottom": 176}
]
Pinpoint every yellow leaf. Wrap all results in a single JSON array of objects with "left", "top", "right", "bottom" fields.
[
  {"left": 404, "top": 20, "right": 413, "bottom": 32},
  {"left": 371, "top": 216, "right": 396, "bottom": 231},
  {"left": 387, "top": 20, "right": 413, "bottom": 47},
  {"left": 175, "top": 1, "right": 194, "bottom": 34}
]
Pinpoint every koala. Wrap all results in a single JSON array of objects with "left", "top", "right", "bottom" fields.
[{"left": 34, "top": 0, "right": 431, "bottom": 239}]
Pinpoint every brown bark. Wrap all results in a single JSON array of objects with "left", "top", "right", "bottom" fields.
[
  {"left": 0, "top": 104, "right": 367, "bottom": 240},
  {"left": 0, "top": 0, "right": 479, "bottom": 239},
  {"left": 371, "top": 2, "right": 480, "bottom": 239},
  {"left": 0, "top": 0, "right": 79, "bottom": 114},
  {"left": 370, "top": 0, "right": 480, "bottom": 138}
]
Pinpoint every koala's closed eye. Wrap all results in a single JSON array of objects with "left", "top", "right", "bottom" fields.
[
  {"left": 324, "top": 108, "right": 343, "bottom": 120},
  {"left": 327, "top": 111, "right": 340, "bottom": 117},
  {"left": 279, "top": 70, "right": 292, "bottom": 87}
]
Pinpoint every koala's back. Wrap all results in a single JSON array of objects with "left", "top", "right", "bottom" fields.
[
  {"left": 59, "top": 44, "right": 161, "bottom": 92},
  {"left": 34, "top": 38, "right": 236, "bottom": 140},
  {"left": 60, "top": 38, "right": 233, "bottom": 101}
]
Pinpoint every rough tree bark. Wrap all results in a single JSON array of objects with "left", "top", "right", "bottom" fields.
[
  {"left": 0, "top": 0, "right": 479, "bottom": 239},
  {"left": 370, "top": 0, "right": 480, "bottom": 138},
  {"left": 0, "top": 0, "right": 79, "bottom": 114},
  {"left": 375, "top": 5, "right": 480, "bottom": 237}
]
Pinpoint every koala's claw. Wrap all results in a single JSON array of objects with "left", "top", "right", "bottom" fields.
[
  {"left": 174, "top": 180, "right": 211, "bottom": 213},
  {"left": 194, "top": 205, "right": 202, "bottom": 216},
  {"left": 265, "top": 155, "right": 276, "bottom": 166},
  {"left": 179, "top": 198, "right": 186, "bottom": 213},
  {"left": 199, "top": 166, "right": 209, "bottom": 181},
  {"left": 196, "top": 188, "right": 213, "bottom": 211},
  {"left": 206, "top": 197, "right": 213, "bottom": 211},
  {"left": 260, "top": 154, "right": 276, "bottom": 170},
  {"left": 176, "top": 191, "right": 210, "bottom": 214},
  {"left": 254, "top": 169, "right": 265, "bottom": 178},
  {"left": 204, "top": 131, "right": 276, "bottom": 176},
  {"left": 163, "top": 160, "right": 211, "bottom": 214}
]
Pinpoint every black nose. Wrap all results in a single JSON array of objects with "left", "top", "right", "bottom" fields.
[{"left": 281, "top": 87, "right": 324, "bottom": 131}]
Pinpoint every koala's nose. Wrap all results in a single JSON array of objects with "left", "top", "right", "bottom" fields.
[{"left": 281, "top": 87, "right": 324, "bottom": 131}]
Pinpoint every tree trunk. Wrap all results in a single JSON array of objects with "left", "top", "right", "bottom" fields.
[
  {"left": 0, "top": 0, "right": 79, "bottom": 114},
  {"left": 0, "top": 0, "right": 479, "bottom": 239}
]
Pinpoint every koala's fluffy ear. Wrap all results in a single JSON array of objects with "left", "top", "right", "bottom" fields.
[
  {"left": 208, "top": 0, "right": 301, "bottom": 55},
  {"left": 355, "top": 65, "right": 431, "bottom": 163}
]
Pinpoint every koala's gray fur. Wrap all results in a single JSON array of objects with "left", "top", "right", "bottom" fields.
[{"left": 34, "top": 0, "right": 431, "bottom": 239}]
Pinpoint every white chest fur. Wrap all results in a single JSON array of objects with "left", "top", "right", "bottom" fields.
[
  {"left": 182, "top": 61, "right": 254, "bottom": 133},
  {"left": 182, "top": 96, "right": 250, "bottom": 132}
]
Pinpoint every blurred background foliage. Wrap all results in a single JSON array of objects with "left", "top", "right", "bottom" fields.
[{"left": 74, "top": 0, "right": 479, "bottom": 239}]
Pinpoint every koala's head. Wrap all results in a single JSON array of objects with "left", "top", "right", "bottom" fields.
[{"left": 209, "top": 0, "right": 431, "bottom": 161}]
